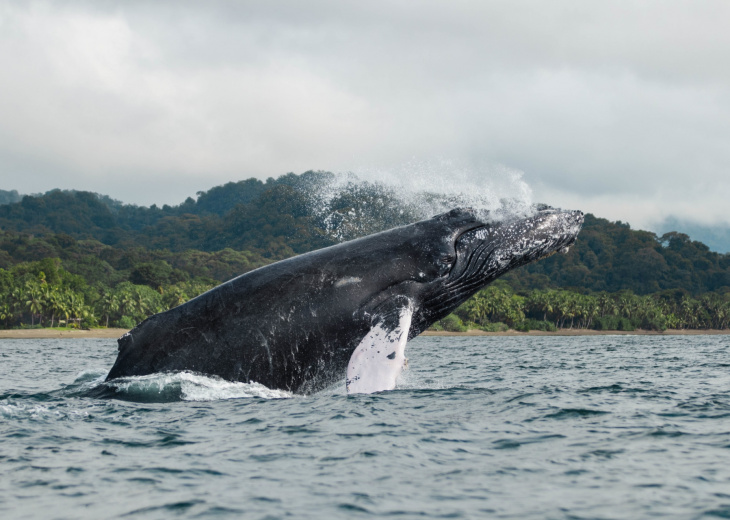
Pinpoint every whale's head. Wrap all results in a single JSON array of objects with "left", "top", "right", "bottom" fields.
[{"left": 416, "top": 207, "right": 584, "bottom": 326}]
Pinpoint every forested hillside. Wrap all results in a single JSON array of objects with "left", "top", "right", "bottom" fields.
[
  {"left": 503, "top": 214, "right": 730, "bottom": 295},
  {"left": 1, "top": 171, "right": 729, "bottom": 330},
  {"left": 0, "top": 171, "right": 413, "bottom": 256}
]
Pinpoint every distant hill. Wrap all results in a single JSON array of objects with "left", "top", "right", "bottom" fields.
[
  {"left": 0, "top": 171, "right": 414, "bottom": 256},
  {"left": 655, "top": 217, "right": 730, "bottom": 254},
  {"left": 504, "top": 215, "right": 730, "bottom": 295},
  {"left": 1, "top": 171, "right": 729, "bottom": 296}
]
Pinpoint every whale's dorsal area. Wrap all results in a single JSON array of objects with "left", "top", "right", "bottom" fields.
[{"left": 105, "top": 207, "right": 584, "bottom": 395}]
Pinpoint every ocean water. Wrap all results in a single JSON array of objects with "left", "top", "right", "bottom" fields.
[{"left": 2, "top": 335, "right": 730, "bottom": 519}]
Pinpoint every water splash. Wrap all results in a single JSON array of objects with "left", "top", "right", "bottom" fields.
[
  {"left": 299, "top": 159, "right": 535, "bottom": 242},
  {"left": 356, "top": 158, "right": 534, "bottom": 219},
  {"left": 86, "top": 372, "right": 294, "bottom": 402}
]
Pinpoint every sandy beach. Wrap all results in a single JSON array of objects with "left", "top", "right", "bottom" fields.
[
  {"left": 1, "top": 328, "right": 729, "bottom": 339},
  {"left": 0, "top": 328, "right": 129, "bottom": 339}
]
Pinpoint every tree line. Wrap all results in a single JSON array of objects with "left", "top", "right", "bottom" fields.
[
  {"left": 438, "top": 283, "right": 730, "bottom": 332},
  {"left": 2, "top": 171, "right": 730, "bottom": 331},
  {"left": 0, "top": 258, "right": 214, "bottom": 330},
  {"left": 3, "top": 258, "right": 730, "bottom": 332}
]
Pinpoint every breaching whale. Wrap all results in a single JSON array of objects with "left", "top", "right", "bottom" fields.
[{"left": 106, "top": 207, "right": 583, "bottom": 394}]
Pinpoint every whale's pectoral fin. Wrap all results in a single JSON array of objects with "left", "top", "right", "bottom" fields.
[{"left": 346, "top": 299, "right": 413, "bottom": 395}]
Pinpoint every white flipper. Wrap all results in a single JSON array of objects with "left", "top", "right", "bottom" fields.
[{"left": 346, "top": 302, "right": 413, "bottom": 395}]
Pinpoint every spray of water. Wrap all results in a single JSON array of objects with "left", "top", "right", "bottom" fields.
[
  {"left": 71, "top": 371, "right": 293, "bottom": 402},
  {"left": 298, "top": 159, "right": 535, "bottom": 242}
]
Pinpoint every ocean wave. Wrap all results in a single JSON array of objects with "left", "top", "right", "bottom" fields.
[
  {"left": 0, "top": 402, "right": 52, "bottom": 418},
  {"left": 0, "top": 400, "right": 91, "bottom": 421},
  {"left": 88, "top": 371, "right": 294, "bottom": 402}
]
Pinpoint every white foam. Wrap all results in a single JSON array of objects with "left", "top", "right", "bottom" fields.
[
  {"left": 104, "top": 371, "right": 294, "bottom": 401},
  {"left": 176, "top": 372, "right": 293, "bottom": 401},
  {"left": 0, "top": 402, "right": 80, "bottom": 419}
]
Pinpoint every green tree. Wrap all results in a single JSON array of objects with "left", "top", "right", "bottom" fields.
[{"left": 24, "top": 282, "right": 44, "bottom": 326}]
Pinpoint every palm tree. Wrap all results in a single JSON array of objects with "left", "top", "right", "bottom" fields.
[
  {"left": 43, "top": 286, "right": 62, "bottom": 328},
  {"left": 0, "top": 302, "right": 12, "bottom": 328},
  {"left": 463, "top": 293, "right": 484, "bottom": 325},
  {"left": 585, "top": 294, "right": 600, "bottom": 328},
  {"left": 617, "top": 292, "right": 638, "bottom": 321},
  {"left": 24, "top": 283, "right": 45, "bottom": 326},
  {"left": 57, "top": 290, "right": 73, "bottom": 328},
  {"left": 66, "top": 293, "right": 87, "bottom": 328},
  {"left": 597, "top": 292, "right": 617, "bottom": 318},
  {"left": 118, "top": 286, "right": 136, "bottom": 322},
  {"left": 526, "top": 290, "right": 554, "bottom": 322},
  {"left": 99, "top": 291, "right": 120, "bottom": 327},
  {"left": 679, "top": 296, "right": 698, "bottom": 329},
  {"left": 10, "top": 286, "right": 24, "bottom": 322},
  {"left": 50, "top": 288, "right": 68, "bottom": 328}
]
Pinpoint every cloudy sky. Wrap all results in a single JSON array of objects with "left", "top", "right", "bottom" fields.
[{"left": 1, "top": 0, "right": 729, "bottom": 231}]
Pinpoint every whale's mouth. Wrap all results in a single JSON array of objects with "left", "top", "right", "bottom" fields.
[
  {"left": 420, "top": 208, "right": 582, "bottom": 324},
  {"left": 447, "top": 208, "right": 584, "bottom": 288}
]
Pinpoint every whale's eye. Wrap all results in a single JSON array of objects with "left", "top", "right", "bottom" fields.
[{"left": 436, "top": 254, "right": 456, "bottom": 277}]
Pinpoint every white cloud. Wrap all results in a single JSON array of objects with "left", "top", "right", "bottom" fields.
[{"left": 0, "top": 0, "right": 728, "bottom": 230}]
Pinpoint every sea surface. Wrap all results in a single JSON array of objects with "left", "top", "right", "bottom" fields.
[{"left": 2, "top": 335, "right": 730, "bottom": 519}]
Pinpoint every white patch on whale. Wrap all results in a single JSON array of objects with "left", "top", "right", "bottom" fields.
[
  {"left": 334, "top": 276, "right": 362, "bottom": 287},
  {"left": 346, "top": 303, "right": 413, "bottom": 394}
]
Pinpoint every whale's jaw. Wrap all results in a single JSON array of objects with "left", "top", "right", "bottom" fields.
[{"left": 418, "top": 209, "right": 584, "bottom": 325}]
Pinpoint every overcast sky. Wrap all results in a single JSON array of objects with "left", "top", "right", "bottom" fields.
[{"left": 1, "top": 0, "right": 729, "bottom": 230}]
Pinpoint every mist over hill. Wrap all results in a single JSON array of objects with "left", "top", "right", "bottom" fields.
[
  {"left": 0, "top": 189, "right": 21, "bottom": 205},
  {"left": 654, "top": 217, "right": 730, "bottom": 255}
]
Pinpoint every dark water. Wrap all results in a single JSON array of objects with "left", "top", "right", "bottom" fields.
[{"left": 2, "top": 335, "right": 730, "bottom": 519}]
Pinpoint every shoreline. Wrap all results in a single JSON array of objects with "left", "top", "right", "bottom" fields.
[
  {"left": 422, "top": 329, "right": 730, "bottom": 336},
  {"left": 1, "top": 328, "right": 729, "bottom": 339},
  {"left": 0, "top": 328, "right": 129, "bottom": 339}
]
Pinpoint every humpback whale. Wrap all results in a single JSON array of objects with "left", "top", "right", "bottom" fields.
[{"left": 106, "top": 207, "right": 583, "bottom": 394}]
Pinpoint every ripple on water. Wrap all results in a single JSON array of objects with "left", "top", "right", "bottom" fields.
[{"left": 1, "top": 335, "right": 730, "bottom": 519}]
